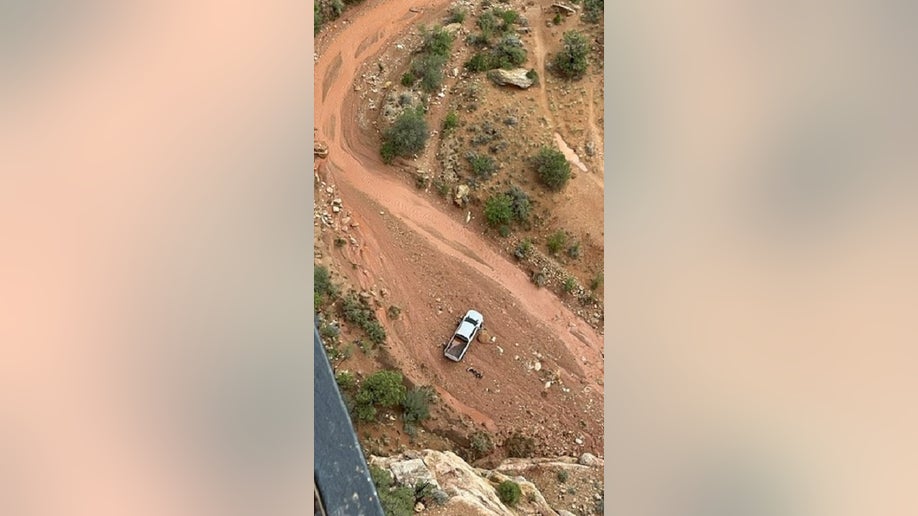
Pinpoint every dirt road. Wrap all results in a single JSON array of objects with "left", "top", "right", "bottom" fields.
[{"left": 315, "top": 1, "right": 604, "bottom": 453}]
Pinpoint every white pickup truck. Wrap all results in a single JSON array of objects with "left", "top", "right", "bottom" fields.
[{"left": 443, "top": 310, "right": 484, "bottom": 362}]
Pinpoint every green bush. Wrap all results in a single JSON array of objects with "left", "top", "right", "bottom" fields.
[
  {"left": 493, "top": 8, "right": 519, "bottom": 28},
  {"left": 402, "top": 386, "right": 434, "bottom": 424},
  {"left": 477, "top": 11, "right": 498, "bottom": 37},
  {"left": 381, "top": 108, "right": 430, "bottom": 163},
  {"left": 513, "top": 238, "right": 532, "bottom": 260},
  {"left": 525, "top": 68, "right": 539, "bottom": 85},
  {"left": 370, "top": 465, "right": 416, "bottom": 516},
  {"left": 590, "top": 271, "right": 603, "bottom": 291},
  {"left": 411, "top": 53, "right": 448, "bottom": 93},
  {"left": 401, "top": 72, "right": 415, "bottom": 86},
  {"left": 443, "top": 111, "right": 459, "bottom": 131},
  {"left": 563, "top": 276, "right": 577, "bottom": 293},
  {"left": 420, "top": 25, "right": 455, "bottom": 57},
  {"left": 484, "top": 193, "right": 513, "bottom": 227},
  {"left": 498, "top": 225, "right": 511, "bottom": 237},
  {"left": 314, "top": 3, "right": 324, "bottom": 34},
  {"left": 315, "top": 265, "right": 337, "bottom": 298},
  {"left": 335, "top": 371, "right": 357, "bottom": 390},
  {"left": 506, "top": 185, "right": 531, "bottom": 222},
  {"left": 355, "top": 370, "right": 406, "bottom": 421},
  {"left": 505, "top": 433, "right": 536, "bottom": 458},
  {"left": 547, "top": 230, "right": 567, "bottom": 254},
  {"left": 497, "top": 480, "right": 522, "bottom": 506},
  {"left": 567, "top": 241, "right": 581, "bottom": 258},
  {"left": 467, "top": 152, "right": 496, "bottom": 179},
  {"left": 387, "top": 305, "right": 401, "bottom": 320},
  {"left": 583, "top": 0, "right": 603, "bottom": 23},
  {"left": 470, "top": 431, "right": 494, "bottom": 456},
  {"left": 465, "top": 52, "right": 494, "bottom": 72},
  {"left": 466, "top": 32, "right": 491, "bottom": 47},
  {"left": 341, "top": 292, "right": 387, "bottom": 345},
  {"left": 532, "top": 146, "right": 571, "bottom": 190},
  {"left": 492, "top": 35, "right": 527, "bottom": 69},
  {"left": 553, "top": 13, "right": 562, "bottom": 25},
  {"left": 557, "top": 469, "right": 570, "bottom": 483},
  {"left": 552, "top": 30, "right": 589, "bottom": 79},
  {"left": 447, "top": 7, "right": 467, "bottom": 24}
]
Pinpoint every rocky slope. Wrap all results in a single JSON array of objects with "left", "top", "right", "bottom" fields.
[{"left": 369, "top": 449, "right": 604, "bottom": 515}]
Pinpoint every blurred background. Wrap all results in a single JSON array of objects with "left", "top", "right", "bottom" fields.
[{"left": 605, "top": 1, "right": 917, "bottom": 515}]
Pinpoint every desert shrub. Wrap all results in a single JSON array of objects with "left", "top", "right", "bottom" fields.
[
  {"left": 443, "top": 111, "right": 459, "bottom": 131},
  {"left": 465, "top": 52, "right": 494, "bottom": 72},
  {"left": 355, "top": 370, "right": 406, "bottom": 421},
  {"left": 583, "top": 0, "right": 603, "bottom": 23},
  {"left": 551, "top": 30, "right": 590, "bottom": 80},
  {"left": 420, "top": 25, "right": 455, "bottom": 57},
  {"left": 431, "top": 488, "right": 450, "bottom": 505},
  {"left": 319, "top": 321, "right": 340, "bottom": 342},
  {"left": 387, "top": 305, "right": 401, "bottom": 320},
  {"left": 315, "top": 265, "right": 337, "bottom": 299},
  {"left": 532, "top": 146, "right": 571, "bottom": 190},
  {"left": 314, "top": 291, "right": 322, "bottom": 311},
  {"left": 563, "top": 276, "right": 577, "bottom": 293},
  {"left": 567, "top": 241, "right": 581, "bottom": 258},
  {"left": 505, "top": 185, "right": 531, "bottom": 222},
  {"left": 590, "top": 271, "right": 603, "bottom": 291},
  {"left": 447, "top": 6, "right": 467, "bottom": 24},
  {"left": 497, "top": 480, "right": 522, "bottom": 506},
  {"left": 370, "top": 465, "right": 416, "bottom": 516},
  {"left": 411, "top": 53, "right": 448, "bottom": 92},
  {"left": 381, "top": 108, "right": 429, "bottom": 163},
  {"left": 492, "top": 35, "right": 527, "bottom": 69},
  {"left": 477, "top": 11, "right": 498, "bottom": 37},
  {"left": 434, "top": 178, "right": 450, "bottom": 197},
  {"left": 514, "top": 238, "right": 532, "bottom": 260},
  {"left": 466, "top": 32, "right": 491, "bottom": 47},
  {"left": 484, "top": 193, "right": 513, "bottom": 227},
  {"left": 402, "top": 386, "right": 434, "bottom": 424},
  {"left": 314, "top": 3, "right": 324, "bottom": 34},
  {"left": 493, "top": 7, "right": 519, "bottom": 28},
  {"left": 330, "top": 0, "right": 344, "bottom": 17},
  {"left": 498, "top": 225, "right": 511, "bottom": 237},
  {"left": 335, "top": 236, "right": 347, "bottom": 247},
  {"left": 546, "top": 230, "right": 567, "bottom": 254},
  {"left": 341, "top": 293, "right": 387, "bottom": 345},
  {"left": 335, "top": 371, "right": 357, "bottom": 390},
  {"left": 467, "top": 152, "right": 496, "bottom": 179},
  {"left": 532, "top": 270, "right": 547, "bottom": 287},
  {"left": 553, "top": 13, "right": 562, "bottom": 25},
  {"left": 557, "top": 469, "right": 570, "bottom": 483},
  {"left": 470, "top": 431, "right": 494, "bottom": 457},
  {"left": 525, "top": 68, "right": 539, "bottom": 85},
  {"left": 505, "top": 433, "right": 536, "bottom": 458},
  {"left": 401, "top": 72, "right": 416, "bottom": 86}
]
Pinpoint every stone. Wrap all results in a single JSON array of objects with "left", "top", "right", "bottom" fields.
[
  {"left": 585, "top": 140, "right": 596, "bottom": 156},
  {"left": 414, "top": 502, "right": 425, "bottom": 512},
  {"left": 578, "top": 452, "right": 603, "bottom": 467},
  {"left": 487, "top": 68, "right": 534, "bottom": 89},
  {"left": 454, "top": 184, "right": 470, "bottom": 206},
  {"left": 332, "top": 205, "right": 341, "bottom": 213},
  {"left": 443, "top": 23, "right": 462, "bottom": 36}
]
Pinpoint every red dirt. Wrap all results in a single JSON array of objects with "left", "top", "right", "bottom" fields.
[{"left": 315, "top": 0, "right": 603, "bottom": 455}]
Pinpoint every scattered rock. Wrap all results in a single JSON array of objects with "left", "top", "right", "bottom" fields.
[
  {"left": 585, "top": 140, "right": 596, "bottom": 156},
  {"left": 578, "top": 453, "right": 603, "bottom": 467},
  {"left": 454, "top": 184, "right": 470, "bottom": 206},
  {"left": 443, "top": 23, "right": 462, "bottom": 36},
  {"left": 414, "top": 501, "right": 425, "bottom": 512},
  {"left": 487, "top": 68, "right": 534, "bottom": 89}
]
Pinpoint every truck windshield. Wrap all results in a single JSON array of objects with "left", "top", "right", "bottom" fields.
[{"left": 464, "top": 317, "right": 478, "bottom": 324}]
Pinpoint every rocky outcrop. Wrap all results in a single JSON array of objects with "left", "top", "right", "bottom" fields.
[
  {"left": 369, "top": 450, "right": 604, "bottom": 515},
  {"left": 487, "top": 68, "right": 534, "bottom": 89}
]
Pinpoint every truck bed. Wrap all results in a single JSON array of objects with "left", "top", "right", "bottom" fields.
[{"left": 444, "top": 335, "right": 470, "bottom": 361}]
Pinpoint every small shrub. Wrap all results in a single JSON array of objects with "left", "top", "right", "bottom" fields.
[
  {"left": 505, "top": 433, "right": 536, "bottom": 458},
  {"left": 466, "top": 32, "right": 491, "bottom": 47},
  {"left": 402, "top": 386, "right": 434, "bottom": 424},
  {"left": 557, "top": 469, "right": 570, "bottom": 483},
  {"left": 335, "top": 371, "right": 357, "bottom": 390},
  {"left": 465, "top": 52, "right": 494, "bottom": 72},
  {"left": 547, "top": 230, "right": 567, "bottom": 254},
  {"left": 470, "top": 431, "right": 494, "bottom": 456},
  {"left": 370, "top": 465, "right": 416, "bottom": 516},
  {"left": 567, "top": 241, "right": 581, "bottom": 258},
  {"left": 319, "top": 321, "right": 340, "bottom": 341},
  {"left": 411, "top": 53, "right": 448, "bottom": 93},
  {"left": 335, "top": 236, "right": 347, "bottom": 247},
  {"left": 506, "top": 185, "right": 531, "bottom": 222},
  {"left": 497, "top": 480, "right": 522, "bottom": 506},
  {"left": 514, "top": 238, "right": 532, "bottom": 260},
  {"left": 551, "top": 30, "right": 589, "bottom": 80},
  {"left": 525, "top": 68, "right": 539, "bottom": 85},
  {"left": 315, "top": 265, "right": 337, "bottom": 299},
  {"left": 583, "top": 0, "right": 603, "bottom": 23},
  {"left": 467, "top": 152, "right": 496, "bottom": 179},
  {"left": 590, "top": 271, "right": 603, "bottom": 291},
  {"left": 553, "top": 13, "right": 562, "bottom": 25},
  {"left": 532, "top": 146, "right": 571, "bottom": 191},
  {"left": 498, "top": 225, "right": 511, "bottom": 237},
  {"left": 434, "top": 178, "right": 450, "bottom": 197},
  {"left": 431, "top": 489, "right": 450, "bottom": 505},
  {"left": 420, "top": 25, "right": 455, "bottom": 57},
  {"left": 477, "top": 11, "right": 498, "bottom": 37},
  {"left": 563, "top": 276, "right": 577, "bottom": 293},
  {"left": 381, "top": 109, "right": 430, "bottom": 162},
  {"left": 494, "top": 8, "right": 519, "bottom": 28},
  {"left": 415, "top": 174, "right": 428, "bottom": 189},
  {"left": 483, "top": 193, "right": 513, "bottom": 227},
  {"left": 355, "top": 370, "right": 406, "bottom": 422},
  {"left": 443, "top": 111, "right": 459, "bottom": 131},
  {"left": 401, "top": 72, "right": 415, "bottom": 86},
  {"left": 447, "top": 7, "right": 467, "bottom": 23},
  {"left": 492, "top": 35, "right": 527, "bottom": 69}
]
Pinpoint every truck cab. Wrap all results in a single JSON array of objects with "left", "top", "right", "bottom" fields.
[{"left": 444, "top": 310, "right": 484, "bottom": 362}]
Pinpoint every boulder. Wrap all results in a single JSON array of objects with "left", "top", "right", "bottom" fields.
[
  {"left": 487, "top": 68, "right": 534, "bottom": 89},
  {"left": 454, "top": 184, "right": 470, "bottom": 206},
  {"left": 578, "top": 452, "right": 604, "bottom": 467}
]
